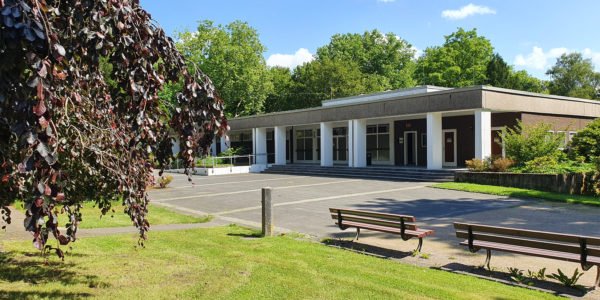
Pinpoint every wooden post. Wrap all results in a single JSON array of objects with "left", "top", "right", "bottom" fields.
[{"left": 262, "top": 187, "right": 273, "bottom": 237}]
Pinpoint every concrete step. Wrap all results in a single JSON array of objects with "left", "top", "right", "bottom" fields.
[{"left": 262, "top": 165, "right": 456, "bottom": 182}]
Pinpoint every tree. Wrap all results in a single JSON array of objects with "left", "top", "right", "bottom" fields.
[
  {"left": 506, "top": 70, "right": 546, "bottom": 93},
  {"left": 0, "top": 0, "right": 226, "bottom": 253},
  {"left": 546, "top": 53, "right": 600, "bottom": 100},
  {"left": 416, "top": 28, "right": 493, "bottom": 87},
  {"left": 316, "top": 30, "right": 416, "bottom": 88},
  {"left": 177, "top": 21, "right": 273, "bottom": 118},
  {"left": 291, "top": 58, "right": 390, "bottom": 109},
  {"left": 569, "top": 118, "right": 600, "bottom": 161},
  {"left": 502, "top": 121, "right": 564, "bottom": 166},
  {"left": 486, "top": 53, "right": 510, "bottom": 87},
  {"left": 264, "top": 67, "right": 295, "bottom": 113}
]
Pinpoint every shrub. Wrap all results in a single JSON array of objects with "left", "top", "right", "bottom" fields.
[
  {"left": 520, "top": 156, "right": 559, "bottom": 174},
  {"left": 502, "top": 120, "right": 565, "bottom": 166},
  {"left": 466, "top": 158, "right": 490, "bottom": 172},
  {"left": 158, "top": 175, "right": 174, "bottom": 189},
  {"left": 491, "top": 157, "right": 514, "bottom": 172},
  {"left": 569, "top": 118, "right": 600, "bottom": 161}
]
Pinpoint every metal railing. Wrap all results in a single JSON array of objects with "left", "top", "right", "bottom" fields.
[{"left": 168, "top": 153, "right": 273, "bottom": 170}]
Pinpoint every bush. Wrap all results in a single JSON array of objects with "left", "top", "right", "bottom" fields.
[
  {"left": 466, "top": 159, "right": 490, "bottom": 172},
  {"left": 520, "top": 156, "right": 558, "bottom": 174},
  {"left": 502, "top": 120, "right": 565, "bottom": 166},
  {"left": 158, "top": 175, "right": 174, "bottom": 189},
  {"left": 491, "top": 157, "right": 515, "bottom": 172},
  {"left": 569, "top": 118, "right": 600, "bottom": 161}
]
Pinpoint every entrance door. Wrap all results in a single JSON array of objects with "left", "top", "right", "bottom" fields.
[
  {"left": 404, "top": 131, "right": 417, "bottom": 166},
  {"left": 442, "top": 129, "right": 457, "bottom": 167},
  {"left": 333, "top": 127, "right": 348, "bottom": 162},
  {"left": 491, "top": 129, "right": 504, "bottom": 158}
]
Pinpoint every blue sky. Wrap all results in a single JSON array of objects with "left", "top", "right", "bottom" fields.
[{"left": 141, "top": 1, "right": 600, "bottom": 79}]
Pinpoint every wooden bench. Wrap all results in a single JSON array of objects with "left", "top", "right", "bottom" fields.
[
  {"left": 454, "top": 222, "right": 600, "bottom": 288},
  {"left": 329, "top": 208, "right": 434, "bottom": 252}
]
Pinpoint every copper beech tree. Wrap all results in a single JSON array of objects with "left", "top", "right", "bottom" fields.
[{"left": 0, "top": 0, "right": 227, "bottom": 257}]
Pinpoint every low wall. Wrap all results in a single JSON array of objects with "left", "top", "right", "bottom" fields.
[
  {"left": 455, "top": 171, "right": 599, "bottom": 196},
  {"left": 165, "top": 165, "right": 268, "bottom": 176}
]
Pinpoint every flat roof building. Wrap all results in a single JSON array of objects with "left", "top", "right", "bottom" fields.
[{"left": 218, "top": 86, "right": 600, "bottom": 169}]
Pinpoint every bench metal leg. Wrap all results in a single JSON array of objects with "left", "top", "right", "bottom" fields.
[
  {"left": 483, "top": 249, "right": 492, "bottom": 270},
  {"left": 414, "top": 238, "right": 423, "bottom": 253},
  {"left": 354, "top": 227, "right": 360, "bottom": 241}
]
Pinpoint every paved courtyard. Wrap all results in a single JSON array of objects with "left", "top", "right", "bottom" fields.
[{"left": 150, "top": 172, "right": 600, "bottom": 292}]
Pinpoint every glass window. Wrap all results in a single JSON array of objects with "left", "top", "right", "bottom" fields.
[
  {"left": 367, "top": 125, "right": 377, "bottom": 134},
  {"left": 378, "top": 124, "right": 389, "bottom": 133}
]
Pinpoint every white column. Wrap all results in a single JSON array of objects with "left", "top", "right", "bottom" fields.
[
  {"left": 475, "top": 110, "right": 492, "bottom": 160},
  {"left": 254, "top": 128, "right": 268, "bottom": 165},
  {"left": 347, "top": 120, "right": 354, "bottom": 167},
  {"left": 351, "top": 119, "right": 367, "bottom": 168},
  {"left": 219, "top": 135, "right": 229, "bottom": 154},
  {"left": 426, "top": 112, "right": 443, "bottom": 169},
  {"left": 320, "top": 122, "right": 333, "bottom": 167},
  {"left": 274, "top": 126, "right": 286, "bottom": 165}
]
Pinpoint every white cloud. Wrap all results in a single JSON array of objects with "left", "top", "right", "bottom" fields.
[
  {"left": 377, "top": 0, "right": 396, "bottom": 2},
  {"left": 411, "top": 46, "right": 423, "bottom": 59},
  {"left": 514, "top": 46, "right": 600, "bottom": 71},
  {"left": 441, "top": 4, "right": 496, "bottom": 20},
  {"left": 266, "top": 48, "right": 314, "bottom": 69}
]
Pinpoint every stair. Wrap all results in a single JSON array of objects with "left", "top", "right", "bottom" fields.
[{"left": 261, "top": 164, "right": 456, "bottom": 182}]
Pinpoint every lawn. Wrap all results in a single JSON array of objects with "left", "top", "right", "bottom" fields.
[
  {"left": 432, "top": 182, "right": 600, "bottom": 206},
  {"left": 0, "top": 226, "right": 560, "bottom": 299},
  {"left": 12, "top": 200, "right": 211, "bottom": 229}
]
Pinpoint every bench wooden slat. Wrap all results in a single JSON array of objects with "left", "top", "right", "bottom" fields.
[
  {"left": 329, "top": 208, "right": 416, "bottom": 222},
  {"left": 456, "top": 230, "right": 583, "bottom": 255},
  {"left": 460, "top": 240, "right": 600, "bottom": 265},
  {"left": 338, "top": 221, "right": 433, "bottom": 238},
  {"left": 454, "top": 223, "right": 600, "bottom": 246},
  {"left": 330, "top": 214, "right": 418, "bottom": 231}
]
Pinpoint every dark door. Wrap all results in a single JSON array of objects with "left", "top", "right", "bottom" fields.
[
  {"left": 406, "top": 132, "right": 416, "bottom": 165},
  {"left": 444, "top": 131, "right": 455, "bottom": 165},
  {"left": 491, "top": 130, "right": 503, "bottom": 158}
]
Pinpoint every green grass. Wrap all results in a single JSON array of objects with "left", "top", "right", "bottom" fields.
[
  {"left": 432, "top": 182, "right": 600, "bottom": 207},
  {"left": 12, "top": 200, "right": 211, "bottom": 229},
  {"left": 0, "top": 226, "right": 560, "bottom": 299}
]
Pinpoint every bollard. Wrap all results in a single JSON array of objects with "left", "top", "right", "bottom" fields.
[{"left": 262, "top": 187, "right": 273, "bottom": 237}]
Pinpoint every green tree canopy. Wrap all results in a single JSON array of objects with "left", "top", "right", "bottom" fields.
[
  {"left": 291, "top": 58, "right": 389, "bottom": 109},
  {"left": 486, "top": 53, "right": 510, "bottom": 87},
  {"left": 316, "top": 30, "right": 416, "bottom": 88},
  {"left": 264, "top": 67, "right": 295, "bottom": 113},
  {"left": 178, "top": 20, "right": 273, "bottom": 117},
  {"left": 416, "top": 28, "right": 493, "bottom": 87},
  {"left": 546, "top": 53, "right": 600, "bottom": 100},
  {"left": 506, "top": 70, "right": 546, "bottom": 93}
]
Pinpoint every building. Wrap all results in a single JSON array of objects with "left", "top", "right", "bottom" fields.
[{"left": 217, "top": 86, "right": 600, "bottom": 170}]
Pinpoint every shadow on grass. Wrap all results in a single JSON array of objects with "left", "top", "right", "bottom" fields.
[
  {"left": 0, "top": 251, "right": 109, "bottom": 291},
  {"left": 227, "top": 232, "right": 262, "bottom": 238},
  {"left": 1, "top": 291, "right": 92, "bottom": 299},
  {"left": 440, "top": 262, "right": 589, "bottom": 298},
  {"left": 322, "top": 238, "right": 414, "bottom": 259}
]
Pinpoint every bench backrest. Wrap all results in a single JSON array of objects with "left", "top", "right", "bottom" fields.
[
  {"left": 454, "top": 222, "right": 600, "bottom": 259},
  {"left": 329, "top": 208, "right": 418, "bottom": 231}
]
